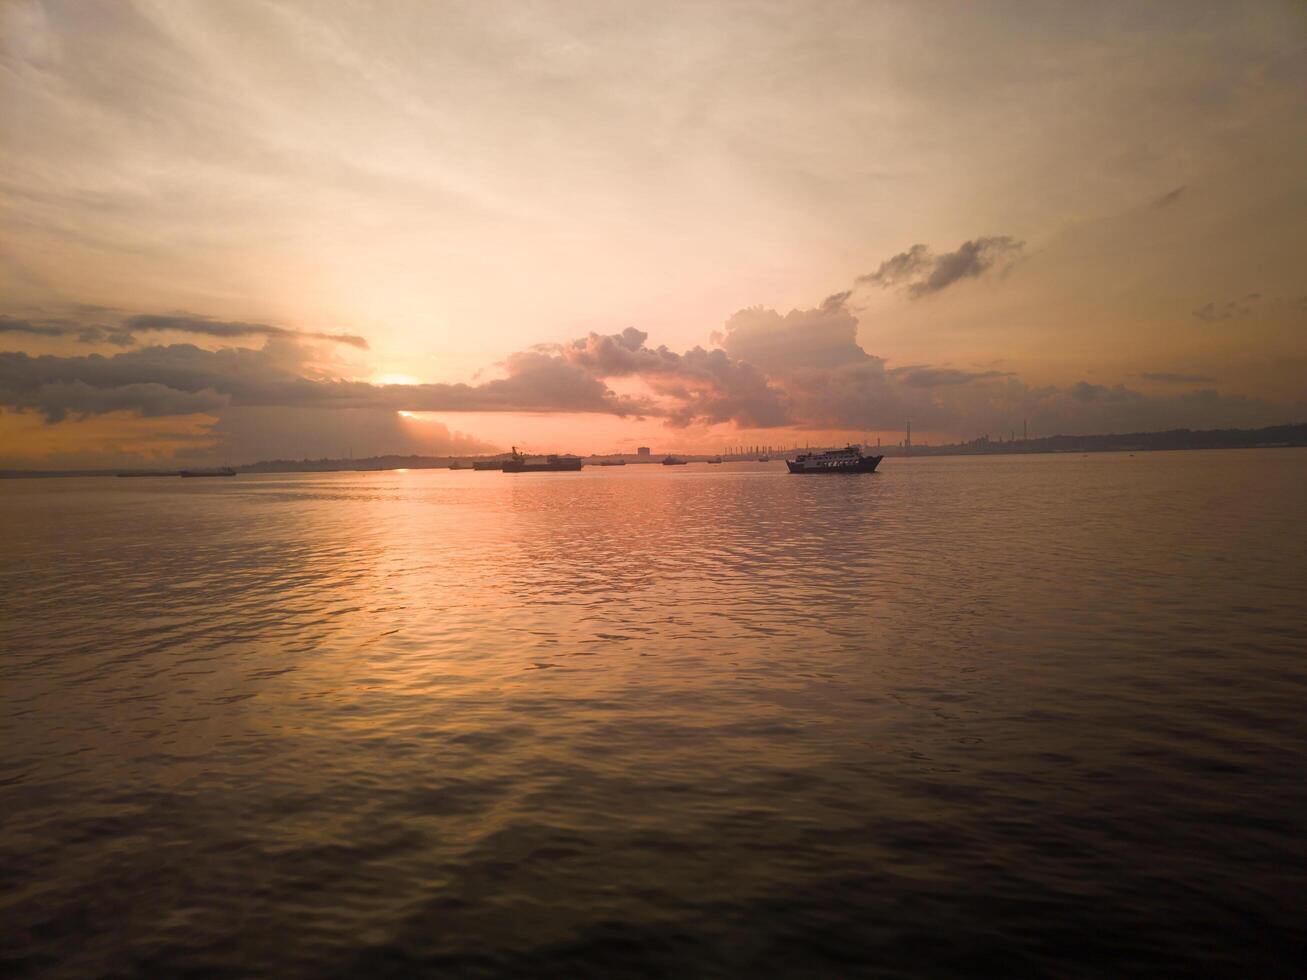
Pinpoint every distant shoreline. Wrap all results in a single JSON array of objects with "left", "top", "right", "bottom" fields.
[{"left": 2, "top": 422, "right": 1303, "bottom": 479}]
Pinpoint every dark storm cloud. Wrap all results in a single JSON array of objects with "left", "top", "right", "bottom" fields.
[
  {"left": 858, "top": 236, "right": 1024, "bottom": 298},
  {"left": 1142, "top": 372, "right": 1217, "bottom": 384}
]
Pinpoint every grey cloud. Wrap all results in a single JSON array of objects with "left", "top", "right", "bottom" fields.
[
  {"left": 0, "top": 340, "right": 653, "bottom": 423},
  {"left": 856, "top": 244, "right": 930, "bottom": 291},
  {"left": 0, "top": 316, "right": 65, "bottom": 338},
  {"left": 1193, "top": 293, "right": 1263, "bottom": 321},
  {"left": 202, "top": 407, "right": 499, "bottom": 464},
  {"left": 892, "top": 367, "right": 1013, "bottom": 388},
  {"left": 76, "top": 326, "right": 136, "bottom": 347},
  {"left": 716, "top": 295, "right": 931, "bottom": 431},
  {"left": 1, "top": 318, "right": 790, "bottom": 431},
  {"left": 1, "top": 316, "right": 133, "bottom": 347},
  {"left": 1152, "top": 185, "right": 1187, "bottom": 208},
  {"left": 1071, "top": 381, "right": 1104, "bottom": 402},
  {"left": 0, "top": 311, "right": 368, "bottom": 348},
  {"left": 934, "top": 377, "right": 1287, "bottom": 441},
  {"left": 23, "top": 381, "right": 229, "bottom": 424},
  {"left": 123, "top": 314, "right": 369, "bottom": 348},
  {"left": 561, "top": 326, "right": 790, "bottom": 428},
  {"left": 1141, "top": 371, "right": 1217, "bottom": 384},
  {"left": 656, "top": 347, "right": 790, "bottom": 428},
  {"left": 717, "top": 295, "right": 875, "bottom": 373},
  {"left": 711, "top": 291, "right": 1285, "bottom": 437},
  {"left": 3, "top": 289, "right": 1293, "bottom": 446},
  {"left": 858, "top": 236, "right": 1024, "bottom": 298}
]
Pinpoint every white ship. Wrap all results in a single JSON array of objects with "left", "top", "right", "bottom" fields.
[{"left": 786, "top": 445, "right": 883, "bottom": 474}]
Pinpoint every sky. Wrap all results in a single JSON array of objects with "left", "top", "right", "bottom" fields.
[{"left": 1, "top": 0, "right": 1305, "bottom": 466}]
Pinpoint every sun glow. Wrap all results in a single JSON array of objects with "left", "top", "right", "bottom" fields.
[{"left": 375, "top": 374, "right": 420, "bottom": 386}]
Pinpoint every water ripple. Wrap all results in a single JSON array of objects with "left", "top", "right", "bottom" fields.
[{"left": 2, "top": 451, "right": 1306, "bottom": 977}]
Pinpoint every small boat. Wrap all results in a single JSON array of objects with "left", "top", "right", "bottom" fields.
[
  {"left": 786, "top": 445, "right": 883, "bottom": 474},
  {"left": 502, "top": 447, "right": 583, "bottom": 473},
  {"left": 597, "top": 459, "right": 627, "bottom": 466},
  {"left": 707, "top": 456, "right": 723, "bottom": 464},
  {"left": 472, "top": 460, "right": 504, "bottom": 470},
  {"left": 758, "top": 455, "right": 770, "bottom": 462},
  {"left": 180, "top": 467, "right": 236, "bottom": 478},
  {"left": 661, "top": 456, "right": 688, "bottom": 465}
]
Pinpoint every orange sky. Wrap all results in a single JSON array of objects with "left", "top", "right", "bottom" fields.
[{"left": 2, "top": 1, "right": 1305, "bottom": 467}]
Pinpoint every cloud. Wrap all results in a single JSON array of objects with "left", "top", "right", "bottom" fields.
[
  {"left": 558, "top": 326, "right": 790, "bottom": 428},
  {"left": 1193, "top": 293, "right": 1263, "bottom": 322},
  {"left": 0, "top": 317, "right": 66, "bottom": 339},
  {"left": 0, "top": 337, "right": 652, "bottom": 424},
  {"left": 888, "top": 366, "right": 1013, "bottom": 388},
  {"left": 77, "top": 326, "right": 137, "bottom": 347},
  {"left": 1141, "top": 371, "right": 1217, "bottom": 384},
  {"left": 1151, "top": 185, "right": 1187, "bottom": 208},
  {"left": 203, "top": 407, "right": 498, "bottom": 463},
  {"left": 713, "top": 293, "right": 1021, "bottom": 431},
  {"left": 16, "top": 381, "right": 229, "bottom": 424},
  {"left": 711, "top": 291, "right": 1289, "bottom": 436},
  {"left": 2, "top": 288, "right": 1295, "bottom": 459},
  {"left": 123, "top": 314, "right": 369, "bottom": 349},
  {"left": 715, "top": 294, "right": 872, "bottom": 373},
  {"left": 0, "top": 311, "right": 367, "bottom": 348},
  {"left": 858, "top": 236, "right": 1024, "bottom": 298},
  {"left": 856, "top": 245, "right": 931, "bottom": 292}
]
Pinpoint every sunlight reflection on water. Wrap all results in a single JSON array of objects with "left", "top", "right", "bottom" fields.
[{"left": 3, "top": 451, "right": 1306, "bottom": 977}]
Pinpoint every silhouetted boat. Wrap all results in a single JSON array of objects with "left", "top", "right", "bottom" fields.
[
  {"left": 502, "top": 447, "right": 583, "bottom": 473},
  {"left": 180, "top": 467, "right": 237, "bottom": 478},
  {"left": 786, "top": 445, "right": 883, "bottom": 474},
  {"left": 597, "top": 459, "right": 626, "bottom": 466},
  {"left": 472, "top": 460, "right": 504, "bottom": 470},
  {"left": 661, "top": 456, "right": 688, "bottom": 465},
  {"left": 707, "top": 456, "right": 723, "bottom": 464},
  {"left": 758, "top": 455, "right": 770, "bottom": 462}
]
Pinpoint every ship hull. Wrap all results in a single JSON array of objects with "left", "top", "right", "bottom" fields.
[
  {"left": 502, "top": 460, "right": 583, "bottom": 473},
  {"left": 786, "top": 455, "right": 883, "bottom": 474}
]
